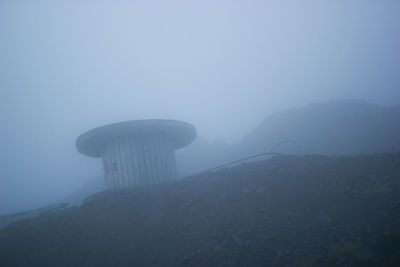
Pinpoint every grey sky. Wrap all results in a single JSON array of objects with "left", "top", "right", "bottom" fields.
[{"left": 0, "top": 0, "right": 399, "bottom": 214}]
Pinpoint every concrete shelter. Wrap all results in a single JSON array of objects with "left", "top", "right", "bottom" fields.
[{"left": 76, "top": 119, "right": 196, "bottom": 189}]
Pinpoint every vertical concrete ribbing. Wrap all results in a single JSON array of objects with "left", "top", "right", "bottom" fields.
[
  {"left": 102, "top": 134, "right": 179, "bottom": 189},
  {"left": 155, "top": 138, "right": 163, "bottom": 183},
  {"left": 114, "top": 141, "right": 122, "bottom": 188},
  {"left": 110, "top": 142, "right": 118, "bottom": 188},
  {"left": 138, "top": 136, "right": 147, "bottom": 184},
  {"left": 103, "top": 148, "right": 111, "bottom": 188},
  {"left": 130, "top": 137, "right": 139, "bottom": 185},
  {"left": 119, "top": 139, "right": 128, "bottom": 188},
  {"left": 148, "top": 136, "right": 158, "bottom": 184},
  {"left": 125, "top": 138, "right": 133, "bottom": 186},
  {"left": 143, "top": 136, "right": 151, "bottom": 185},
  {"left": 135, "top": 137, "right": 144, "bottom": 185}
]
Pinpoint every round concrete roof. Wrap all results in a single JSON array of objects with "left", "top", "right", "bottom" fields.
[{"left": 76, "top": 119, "right": 197, "bottom": 157}]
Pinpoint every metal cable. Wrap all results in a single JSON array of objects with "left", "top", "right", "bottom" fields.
[{"left": 199, "top": 140, "right": 301, "bottom": 174}]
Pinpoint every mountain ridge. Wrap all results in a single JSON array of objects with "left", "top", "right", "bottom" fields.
[{"left": 239, "top": 98, "right": 400, "bottom": 155}]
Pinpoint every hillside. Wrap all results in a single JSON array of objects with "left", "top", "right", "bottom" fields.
[
  {"left": 240, "top": 99, "right": 400, "bottom": 155},
  {"left": 1, "top": 153, "right": 400, "bottom": 266}
]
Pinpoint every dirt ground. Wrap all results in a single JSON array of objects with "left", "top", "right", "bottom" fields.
[{"left": 1, "top": 153, "right": 400, "bottom": 267}]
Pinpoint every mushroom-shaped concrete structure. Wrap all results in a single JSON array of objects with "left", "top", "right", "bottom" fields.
[{"left": 76, "top": 120, "right": 196, "bottom": 189}]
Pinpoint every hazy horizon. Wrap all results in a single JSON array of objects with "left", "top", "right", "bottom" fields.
[{"left": 1, "top": 0, "right": 399, "bottom": 215}]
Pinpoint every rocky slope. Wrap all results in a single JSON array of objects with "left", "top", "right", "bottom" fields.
[{"left": 1, "top": 153, "right": 400, "bottom": 266}]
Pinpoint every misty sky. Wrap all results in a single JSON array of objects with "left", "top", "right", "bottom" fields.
[{"left": 1, "top": 0, "right": 399, "bottom": 214}]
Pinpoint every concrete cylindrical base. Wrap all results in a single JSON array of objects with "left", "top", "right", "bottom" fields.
[{"left": 102, "top": 134, "right": 177, "bottom": 189}]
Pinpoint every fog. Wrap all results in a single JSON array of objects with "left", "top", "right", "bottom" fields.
[{"left": 1, "top": 0, "right": 399, "bottom": 215}]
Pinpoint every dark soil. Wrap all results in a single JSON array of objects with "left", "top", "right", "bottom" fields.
[{"left": 1, "top": 154, "right": 400, "bottom": 267}]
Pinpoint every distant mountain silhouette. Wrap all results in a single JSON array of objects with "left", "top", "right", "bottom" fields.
[
  {"left": 240, "top": 99, "right": 400, "bottom": 156},
  {"left": 178, "top": 99, "right": 400, "bottom": 176}
]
